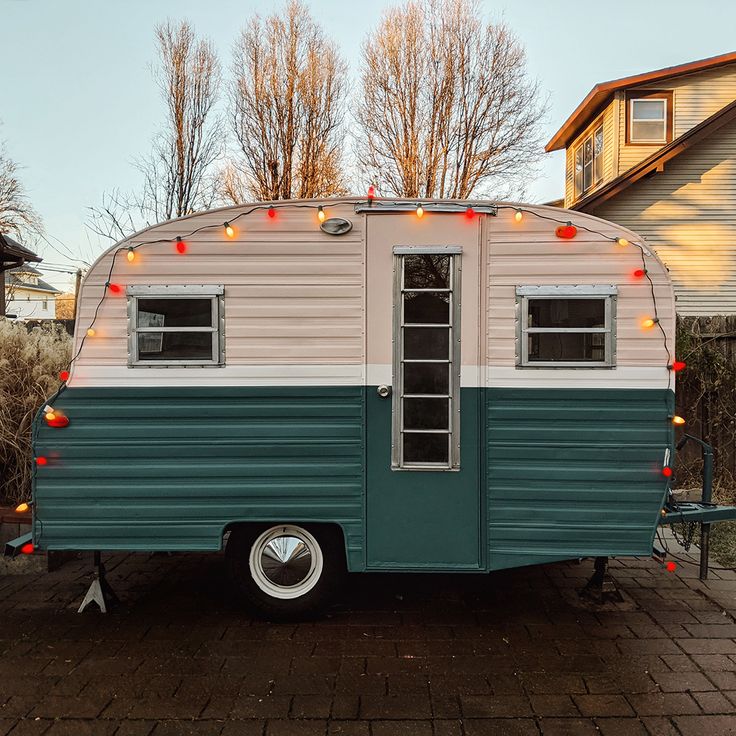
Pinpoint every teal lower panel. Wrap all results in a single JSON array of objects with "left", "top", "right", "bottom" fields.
[
  {"left": 33, "top": 386, "right": 366, "bottom": 570},
  {"left": 33, "top": 385, "right": 674, "bottom": 573},
  {"left": 486, "top": 387, "right": 674, "bottom": 571}
]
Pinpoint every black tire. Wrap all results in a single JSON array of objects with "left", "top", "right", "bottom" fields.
[{"left": 225, "top": 523, "right": 345, "bottom": 621}]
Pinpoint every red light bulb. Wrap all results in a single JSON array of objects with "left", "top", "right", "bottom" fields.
[
  {"left": 176, "top": 238, "right": 187, "bottom": 254},
  {"left": 465, "top": 207, "right": 475, "bottom": 219},
  {"left": 367, "top": 185, "right": 376, "bottom": 201},
  {"left": 633, "top": 268, "right": 647, "bottom": 279},
  {"left": 20, "top": 543, "right": 34, "bottom": 555},
  {"left": 108, "top": 283, "right": 122, "bottom": 294},
  {"left": 666, "top": 561, "right": 677, "bottom": 573},
  {"left": 268, "top": 207, "right": 276, "bottom": 219},
  {"left": 59, "top": 370, "right": 70, "bottom": 382},
  {"left": 670, "top": 361, "right": 686, "bottom": 372},
  {"left": 555, "top": 223, "right": 577, "bottom": 239},
  {"left": 36, "top": 456, "right": 48, "bottom": 466},
  {"left": 662, "top": 466, "right": 673, "bottom": 478}
]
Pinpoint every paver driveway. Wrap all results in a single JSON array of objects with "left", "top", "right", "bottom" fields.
[{"left": 2, "top": 550, "right": 736, "bottom": 735}]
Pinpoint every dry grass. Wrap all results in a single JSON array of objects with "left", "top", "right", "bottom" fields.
[{"left": 0, "top": 320, "right": 71, "bottom": 506}]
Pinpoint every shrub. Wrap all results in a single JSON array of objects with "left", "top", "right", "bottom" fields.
[{"left": 0, "top": 320, "right": 71, "bottom": 506}]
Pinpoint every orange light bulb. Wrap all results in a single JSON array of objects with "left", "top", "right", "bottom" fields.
[
  {"left": 15, "top": 502, "right": 30, "bottom": 513},
  {"left": 672, "top": 415, "right": 686, "bottom": 426},
  {"left": 641, "top": 317, "right": 658, "bottom": 330},
  {"left": 224, "top": 222, "right": 235, "bottom": 239},
  {"left": 317, "top": 206, "right": 326, "bottom": 223},
  {"left": 127, "top": 248, "right": 136, "bottom": 263},
  {"left": 615, "top": 237, "right": 629, "bottom": 247},
  {"left": 514, "top": 209, "right": 523, "bottom": 223},
  {"left": 87, "top": 328, "right": 96, "bottom": 337},
  {"left": 416, "top": 204, "right": 424, "bottom": 218}
]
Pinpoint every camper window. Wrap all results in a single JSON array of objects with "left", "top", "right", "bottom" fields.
[
  {"left": 516, "top": 285, "right": 616, "bottom": 368},
  {"left": 127, "top": 285, "right": 224, "bottom": 366},
  {"left": 393, "top": 246, "right": 461, "bottom": 470}
]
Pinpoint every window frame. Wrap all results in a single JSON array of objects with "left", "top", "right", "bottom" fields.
[
  {"left": 626, "top": 90, "right": 673, "bottom": 145},
  {"left": 391, "top": 245, "right": 462, "bottom": 471},
  {"left": 573, "top": 121, "right": 605, "bottom": 198},
  {"left": 126, "top": 284, "right": 225, "bottom": 368},
  {"left": 515, "top": 285, "right": 617, "bottom": 369}
]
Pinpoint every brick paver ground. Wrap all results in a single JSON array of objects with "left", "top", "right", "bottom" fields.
[{"left": 3, "top": 546, "right": 736, "bottom": 735}]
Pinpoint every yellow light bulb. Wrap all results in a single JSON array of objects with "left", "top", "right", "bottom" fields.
[
  {"left": 87, "top": 328, "right": 96, "bottom": 337},
  {"left": 45, "top": 412, "right": 55, "bottom": 421},
  {"left": 416, "top": 204, "right": 424, "bottom": 218},
  {"left": 224, "top": 222, "right": 235, "bottom": 239},
  {"left": 317, "top": 206, "right": 326, "bottom": 223},
  {"left": 672, "top": 415, "right": 686, "bottom": 426},
  {"left": 514, "top": 209, "right": 523, "bottom": 223},
  {"left": 15, "top": 502, "right": 29, "bottom": 513},
  {"left": 641, "top": 317, "right": 657, "bottom": 330},
  {"left": 616, "top": 237, "right": 629, "bottom": 247},
  {"left": 127, "top": 248, "right": 136, "bottom": 263}
]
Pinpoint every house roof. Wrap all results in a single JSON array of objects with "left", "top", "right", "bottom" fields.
[
  {"left": 5, "top": 271, "right": 61, "bottom": 295},
  {"left": 571, "top": 98, "right": 736, "bottom": 211},
  {"left": 0, "top": 232, "right": 42, "bottom": 270},
  {"left": 545, "top": 50, "right": 736, "bottom": 152}
]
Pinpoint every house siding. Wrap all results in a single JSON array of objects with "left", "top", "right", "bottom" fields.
[
  {"left": 617, "top": 64, "right": 736, "bottom": 174},
  {"left": 590, "top": 116, "right": 736, "bottom": 315}
]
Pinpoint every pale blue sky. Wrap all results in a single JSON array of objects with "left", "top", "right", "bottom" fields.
[{"left": 4, "top": 0, "right": 736, "bottom": 289}]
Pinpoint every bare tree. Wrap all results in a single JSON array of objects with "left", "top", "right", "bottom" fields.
[
  {"left": 88, "top": 20, "right": 221, "bottom": 241},
  {"left": 229, "top": 0, "right": 348, "bottom": 202},
  {"left": 356, "top": 0, "right": 546, "bottom": 199},
  {"left": 0, "top": 144, "right": 43, "bottom": 237}
]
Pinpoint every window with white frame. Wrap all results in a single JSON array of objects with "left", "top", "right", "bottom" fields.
[
  {"left": 627, "top": 91, "right": 672, "bottom": 144},
  {"left": 127, "top": 285, "right": 224, "bottom": 366},
  {"left": 574, "top": 123, "right": 604, "bottom": 197},
  {"left": 516, "top": 285, "right": 617, "bottom": 368},
  {"left": 392, "top": 246, "right": 461, "bottom": 469}
]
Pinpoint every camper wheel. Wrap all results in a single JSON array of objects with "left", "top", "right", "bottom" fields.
[{"left": 225, "top": 523, "right": 344, "bottom": 620}]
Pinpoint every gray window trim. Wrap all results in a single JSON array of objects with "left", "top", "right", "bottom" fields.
[
  {"left": 126, "top": 284, "right": 225, "bottom": 368},
  {"left": 515, "top": 285, "right": 617, "bottom": 369},
  {"left": 392, "top": 251, "right": 461, "bottom": 471}
]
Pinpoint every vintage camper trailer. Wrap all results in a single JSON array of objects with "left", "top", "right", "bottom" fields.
[{"left": 19, "top": 198, "right": 733, "bottom": 616}]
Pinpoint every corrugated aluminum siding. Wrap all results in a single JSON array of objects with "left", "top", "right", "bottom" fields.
[
  {"left": 487, "top": 387, "right": 674, "bottom": 570},
  {"left": 33, "top": 386, "right": 365, "bottom": 569}
]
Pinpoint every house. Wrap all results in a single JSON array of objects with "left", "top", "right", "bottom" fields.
[
  {"left": 3, "top": 259, "right": 61, "bottom": 320},
  {"left": 0, "top": 232, "right": 42, "bottom": 317},
  {"left": 546, "top": 50, "right": 736, "bottom": 316}
]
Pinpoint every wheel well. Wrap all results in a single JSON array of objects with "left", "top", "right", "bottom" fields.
[{"left": 223, "top": 522, "right": 347, "bottom": 563}]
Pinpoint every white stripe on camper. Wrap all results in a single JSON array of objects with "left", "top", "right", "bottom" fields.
[{"left": 71, "top": 363, "right": 669, "bottom": 390}]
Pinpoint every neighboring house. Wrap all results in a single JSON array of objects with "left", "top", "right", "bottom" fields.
[
  {"left": 4, "top": 264, "right": 60, "bottom": 320},
  {"left": 0, "top": 232, "right": 42, "bottom": 317},
  {"left": 546, "top": 50, "right": 736, "bottom": 315}
]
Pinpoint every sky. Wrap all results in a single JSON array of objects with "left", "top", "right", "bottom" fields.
[{"left": 3, "top": 0, "right": 736, "bottom": 290}]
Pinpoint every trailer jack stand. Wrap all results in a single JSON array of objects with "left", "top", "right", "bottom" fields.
[
  {"left": 580, "top": 557, "right": 624, "bottom": 604},
  {"left": 78, "top": 551, "right": 120, "bottom": 613}
]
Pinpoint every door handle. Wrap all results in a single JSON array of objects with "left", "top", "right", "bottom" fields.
[{"left": 377, "top": 385, "right": 392, "bottom": 398}]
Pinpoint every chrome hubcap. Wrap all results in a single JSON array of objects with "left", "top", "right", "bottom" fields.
[{"left": 260, "top": 535, "right": 313, "bottom": 587}]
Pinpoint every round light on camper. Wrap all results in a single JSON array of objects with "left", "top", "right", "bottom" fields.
[
  {"left": 465, "top": 207, "right": 475, "bottom": 219},
  {"left": 86, "top": 327, "right": 96, "bottom": 337},
  {"left": 641, "top": 317, "right": 659, "bottom": 330},
  {"left": 666, "top": 561, "right": 677, "bottom": 572},
  {"left": 224, "top": 222, "right": 236, "bottom": 239},
  {"left": 317, "top": 206, "right": 326, "bottom": 223},
  {"left": 126, "top": 248, "right": 136, "bottom": 263},
  {"left": 267, "top": 207, "right": 276, "bottom": 219},
  {"left": 672, "top": 415, "right": 686, "bottom": 426},
  {"left": 35, "top": 456, "right": 48, "bottom": 466},
  {"left": 320, "top": 217, "right": 353, "bottom": 236},
  {"left": 555, "top": 222, "right": 577, "bottom": 239},
  {"left": 662, "top": 466, "right": 673, "bottom": 478},
  {"left": 175, "top": 237, "right": 187, "bottom": 254},
  {"left": 633, "top": 268, "right": 647, "bottom": 279},
  {"left": 669, "top": 360, "right": 686, "bottom": 372},
  {"left": 20, "top": 543, "right": 34, "bottom": 555},
  {"left": 416, "top": 204, "right": 424, "bottom": 218},
  {"left": 514, "top": 209, "right": 523, "bottom": 223},
  {"left": 615, "top": 237, "right": 629, "bottom": 247},
  {"left": 59, "top": 370, "right": 70, "bottom": 382}
]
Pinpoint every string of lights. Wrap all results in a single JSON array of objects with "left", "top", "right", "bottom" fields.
[{"left": 41, "top": 194, "right": 686, "bottom": 484}]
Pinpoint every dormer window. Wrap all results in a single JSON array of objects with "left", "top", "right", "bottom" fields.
[
  {"left": 626, "top": 90, "right": 673, "bottom": 144},
  {"left": 574, "top": 123, "right": 604, "bottom": 198}
]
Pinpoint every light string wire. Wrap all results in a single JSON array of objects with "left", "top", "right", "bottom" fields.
[{"left": 47, "top": 198, "right": 676, "bottom": 417}]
